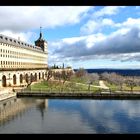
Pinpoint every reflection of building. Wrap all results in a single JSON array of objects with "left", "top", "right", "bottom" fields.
[
  {"left": 36, "top": 99, "right": 48, "bottom": 119},
  {"left": 0, "top": 97, "right": 34, "bottom": 123},
  {"left": 0, "top": 97, "right": 48, "bottom": 124},
  {"left": 0, "top": 28, "right": 48, "bottom": 87},
  {"left": 36, "top": 99, "right": 48, "bottom": 108}
]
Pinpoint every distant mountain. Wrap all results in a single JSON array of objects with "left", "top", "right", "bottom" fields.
[{"left": 74, "top": 69, "right": 140, "bottom": 76}]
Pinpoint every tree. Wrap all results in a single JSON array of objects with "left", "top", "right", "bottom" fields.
[
  {"left": 101, "top": 72, "right": 125, "bottom": 91},
  {"left": 53, "top": 71, "right": 61, "bottom": 81},
  {"left": 46, "top": 69, "right": 53, "bottom": 81},
  {"left": 125, "top": 76, "right": 137, "bottom": 93},
  {"left": 61, "top": 70, "right": 73, "bottom": 84},
  {"left": 85, "top": 73, "right": 99, "bottom": 92},
  {"left": 100, "top": 72, "right": 110, "bottom": 81},
  {"left": 108, "top": 73, "right": 125, "bottom": 90},
  {"left": 61, "top": 70, "right": 67, "bottom": 84},
  {"left": 75, "top": 68, "right": 87, "bottom": 78},
  {"left": 114, "top": 74, "right": 124, "bottom": 91}
]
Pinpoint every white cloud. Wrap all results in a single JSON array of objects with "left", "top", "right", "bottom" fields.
[
  {"left": 85, "top": 33, "right": 106, "bottom": 48},
  {"left": 102, "top": 18, "right": 115, "bottom": 26},
  {"left": 80, "top": 18, "right": 115, "bottom": 34},
  {"left": 93, "top": 6, "right": 125, "bottom": 18},
  {"left": 111, "top": 28, "right": 130, "bottom": 37},
  {"left": 0, "top": 6, "right": 92, "bottom": 45},
  {"left": 0, "top": 6, "right": 92, "bottom": 32},
  {"left": 116, "top": 18, "right": 140, "bottom": 29},
  {"left": 50, "top": 27, "right": 140, "bottom": 65},
  {"left": 80, "top": 20, "right": 99, "bottom": 34},
  {"left": 62, "top": 36, "right": 86, "bottom": 45},
  {"left": 0, "top": 30, "right": 36, "bottom": 43},
  {"left": 80, "top": 6, "right": 125, "bottom": 34}
]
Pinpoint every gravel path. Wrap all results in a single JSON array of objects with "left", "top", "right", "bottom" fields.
[{"left": 76, "top": 80, "right": 109, "bottom": 89}]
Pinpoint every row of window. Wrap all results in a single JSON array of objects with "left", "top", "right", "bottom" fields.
[
  {"left": 0, "top": 48, "right": 46, "bottom": 61},
  {"left": 0, "top": 38, "right": 42, "bottom": 51},
  {"left": 0, "top": 61, "right": 47, "bottom": 68}
]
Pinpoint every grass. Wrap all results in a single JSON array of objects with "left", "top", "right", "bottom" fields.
[
  {"left": 122, "top": 84, "right": 140, "bottom": 91},
  {"left": 26, "top": 80, "right": 100, "bottom": 93},
  {"left": 30, "top": 81, "right": 49, "bottom": 91},
  {"left": 104, "top": 81, "right": 140, "bottom": 91},
  {"left": 104, "top": 81, "right": 117, "bottom": 91},
  {"left": 70, "top": 77, "right": 87, "bottom": 84}
]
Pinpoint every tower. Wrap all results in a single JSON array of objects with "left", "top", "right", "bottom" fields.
[{"left": 35, "top": 27, "right": 47, "bottom": 52}]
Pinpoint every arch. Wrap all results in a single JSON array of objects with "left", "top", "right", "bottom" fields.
[
  {"left": 30, "top": 73, "right": 33, "bottom": 82},
  {"left": 13, "top": 74, "right": 16, "bottom": 85},
  {"left": 2, "top": 75, "right": 6, "bottom": 87},
  {"left": 35, "top": 73, "right": 37, "bottom": 81},
  {"left": 45, "top": 72, "right": 47, "bottom": 79},
  {"left": 25, "top": 74, "right": 28, "bottom": 83},
  {"left": 42, "top": 72, "right": 44, "bottom": 79},
  {"left": 20, "top": 74, "right": 23, "bottom": 84},
  {"left": 39, "top": 72, "right": 41, "bottom": 79}
]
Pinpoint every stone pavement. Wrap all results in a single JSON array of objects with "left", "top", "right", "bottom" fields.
[{"left": 0, "top": 87, "right": 17, "bottom": 101}]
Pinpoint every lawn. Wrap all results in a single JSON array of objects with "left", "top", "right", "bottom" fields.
[
  {"left": 26, "top": 80, "right": 100, "bottom": 93},
  {"left": 104, "top": 81, "right": 140, "bottom": 91}
]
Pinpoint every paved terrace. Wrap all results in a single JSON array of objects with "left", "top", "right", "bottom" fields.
[{"left": 0, "top": 87, "right": 18, "bottom": 101}]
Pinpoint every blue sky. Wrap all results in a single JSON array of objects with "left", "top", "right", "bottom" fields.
[{"left": 1, "top": 6, "right": 140, "bottom": 69}]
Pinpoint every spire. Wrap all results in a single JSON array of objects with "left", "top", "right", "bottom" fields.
[
  {"left": 39, "top": 26, "right": 43, "bottom": 39},
  {"left": 35, "top": 26, "right": 47, "bottom": 48}
]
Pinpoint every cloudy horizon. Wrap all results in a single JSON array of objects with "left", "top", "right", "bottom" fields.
[{"left": 1, "top": 6, "right": 140, "bottom": 69}]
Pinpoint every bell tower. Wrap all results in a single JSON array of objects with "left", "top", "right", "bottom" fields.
[{"left": 35, "top": 27, "right": 47, "bottom": 52}]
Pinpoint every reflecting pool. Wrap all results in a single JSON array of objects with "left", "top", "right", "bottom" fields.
[{"left": 0, "top": 97, "right": 140, "bottom": 133}]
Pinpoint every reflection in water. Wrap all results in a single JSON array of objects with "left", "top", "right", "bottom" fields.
[
  {"left": 0, "top": 97, "right": 48, "bottom": 128},
  {"left": 0, "top": 98, "right": 140, "bottom": 133},
  {"left": 36, "top": 99, "right": 48, "bottom": 120}
]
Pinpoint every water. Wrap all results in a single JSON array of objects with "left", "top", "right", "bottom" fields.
[{"left": 0, "top": 97, "right": 140, "bottom": 133}]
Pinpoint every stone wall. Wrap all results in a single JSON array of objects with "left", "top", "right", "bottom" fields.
[{"left": 0, "top": 69, "right": 47, "bottom": 88}]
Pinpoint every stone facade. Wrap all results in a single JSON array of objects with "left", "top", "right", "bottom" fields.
[{"left": 0, "top": 31, "right": 48, "bottom": 88}]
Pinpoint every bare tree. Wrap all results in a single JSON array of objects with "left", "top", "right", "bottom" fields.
[
  {"left": 75, "top": 68, "right": 87, "bottom": 78},
  {"left": 84, "top": 73, "right": 99, "bottom": 92},
  {"left": 125, "top": 76, "right": 137, "bottom": 93},
  {"left": 60, "top": 70, "right": 73, "bottom": 84},
  {"left": 100, "top": 72, "right": 110, "bottom": 81},
  {"left": 61, "top": 70, "right": 68, "bottom": 84},
  {"left": 53, "top": 71, "right": 61, "bottom": 81},
  {"left": 115, "top": 75, "right": 125, "bottom": 91},
  {"left": 46, "top": 69, "right": 53, "bottom": 81},
  {"left": 109, "top": 73, "right": 125, "bottom": 90},
  {"left": 91, "top": 73, "right": 99, "bottom": 84},
  {"left": 101, "top": 72, "right": 125, "bottom": 91}
]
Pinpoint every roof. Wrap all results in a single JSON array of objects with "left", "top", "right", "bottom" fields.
[{"left": 35, "top": 30, "right": 47, "bottom": 43}]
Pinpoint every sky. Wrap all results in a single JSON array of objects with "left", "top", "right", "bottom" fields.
[{"left": 1, "top": 6, "right": 140, "bottom": 69}]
